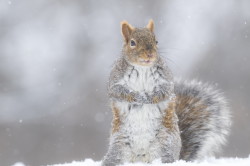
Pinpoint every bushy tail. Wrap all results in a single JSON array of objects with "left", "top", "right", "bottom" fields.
[{"left": 174, "top": 79, "right": 231, "bottom": 161}]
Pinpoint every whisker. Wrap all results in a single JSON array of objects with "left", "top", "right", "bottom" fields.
[
  {"left": 159, "top": 48, "right": 183, "bottom": 51},
  {"left": 157, "top": 52, "right": 183, "bottom": 73},
  {"left": 159, "top": 46, "right": 194, "bottom": 51},
  {"left": 158, "top": 53, "right": 177, "bottom": 65}
]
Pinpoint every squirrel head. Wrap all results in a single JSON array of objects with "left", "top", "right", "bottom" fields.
[{"left": 121, "top": 20, "right": 158, "bottom": 67}]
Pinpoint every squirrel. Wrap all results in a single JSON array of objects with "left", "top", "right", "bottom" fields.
[{"left": 102, "top": 20, "right": 231, "bottom": 166}]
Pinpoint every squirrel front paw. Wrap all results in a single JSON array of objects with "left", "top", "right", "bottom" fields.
[
  {"left": 126, "top": 93, "right": 135, "bottom": 102},
  {"left": 125, "top": 92, "right": 145, "bottom": 103},
  {"left": 144, "top": 92, "right": 166, "bottom": 104},
  {"left": 152, "top": 96, "right": 160, "bottom": 104}
]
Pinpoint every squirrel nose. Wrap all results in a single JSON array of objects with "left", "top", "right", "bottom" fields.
[
  {"left": 147, "top": 54, "right": 153, "bottom": 58},
  {"left": 146, "top": 45, "right": 153, "bottom": 50}
]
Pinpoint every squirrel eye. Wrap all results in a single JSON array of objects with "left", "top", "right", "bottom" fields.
[
  {"left": 130, "top": 40, "right": 136, "bottom": 47},
  {"left": 156, "top": 40, "right": 158, "bottom": 45}
]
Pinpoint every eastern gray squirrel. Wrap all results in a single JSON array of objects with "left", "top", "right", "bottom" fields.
[{"left": 102, "top": 20, "right": 231, "bottom": 166}]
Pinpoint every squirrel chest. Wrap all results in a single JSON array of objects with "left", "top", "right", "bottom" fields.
[{"left": 121, "top": 65, "right": 164, "bottom": 92}]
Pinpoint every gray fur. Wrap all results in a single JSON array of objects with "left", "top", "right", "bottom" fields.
[
  {"left": 102, "top": 57, "right": 231, "bottom": 165},
  {"left": 108, "top": 56, "right": 175, "bottom": 104},
  {"left": 103, "top": 22, "right": 231, "bottom": 165},
  {"left": 103, "top": 56, "right": 181, "bottom": 166},
  {"left": 174, "top": 79, "right": 231, "bottom": 161}
]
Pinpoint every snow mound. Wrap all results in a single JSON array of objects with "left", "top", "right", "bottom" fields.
[
  {"left": 45, "top": 157, "right": 250, "bottom": 166},
  {"left": 12, "top": 163, "right": 26, "bottom": 166}
]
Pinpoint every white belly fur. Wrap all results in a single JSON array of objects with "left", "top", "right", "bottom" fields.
[
  {"left": 116, "top": 101, "right": 168, "bottom": 150},
  {"left": 115, "top": 66, "right": 170, "bottom": 161}
]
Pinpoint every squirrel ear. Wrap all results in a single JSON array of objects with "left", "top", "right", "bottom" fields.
[
  {"left": 146, "top": 19, "right": 154, "bottom": 32},
  {"left": 121, "top": 21, "right": 134, "bottom": 43}
]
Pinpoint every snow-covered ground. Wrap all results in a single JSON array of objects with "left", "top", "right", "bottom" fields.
[{"left": 14, "top": 157, "right": 250, "bottom": 166}]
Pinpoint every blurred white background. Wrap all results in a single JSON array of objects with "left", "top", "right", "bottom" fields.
[{"left": 0, "top": 0, "right": 249, "bottom": 165}]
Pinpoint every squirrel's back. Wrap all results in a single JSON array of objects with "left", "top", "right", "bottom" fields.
[{"left": 174, "top": 79, "right": 231, "bottom": 161}]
